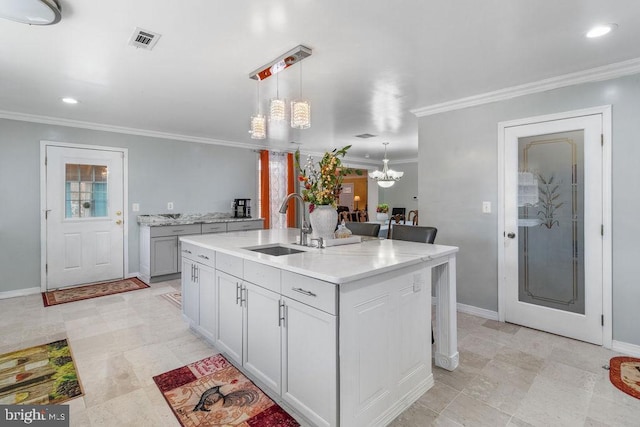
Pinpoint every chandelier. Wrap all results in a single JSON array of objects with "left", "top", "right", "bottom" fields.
[
  {"left": 249, "top": 45, "right": 312, "bottom": 137},
  {"left": 368, "top": 143, "right": 404, "bottom": 188}
]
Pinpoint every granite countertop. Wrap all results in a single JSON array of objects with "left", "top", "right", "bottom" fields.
[
  {"left": 137, "top": 213, "right": 261, "bottom": 226},
  {"left": 180, "top": 228, "right": 459, "bottom": 285}
]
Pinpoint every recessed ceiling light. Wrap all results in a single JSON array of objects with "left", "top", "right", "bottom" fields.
[
  {"left": 62, "top": 97, "right": 78, "bottom": 104},
  {"left": 586, "top": 23, "right": 618, "bottom": 38}
]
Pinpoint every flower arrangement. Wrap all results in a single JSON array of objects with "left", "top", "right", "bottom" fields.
[
  {"left": 295, "top": 145, "right": 358, "bottom": 213},
  {"left": 376, "top": 203, "right": 389, "bottom": 213}
]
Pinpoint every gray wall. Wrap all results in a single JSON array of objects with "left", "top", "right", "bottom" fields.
[
  {"left": 0, "top": 119, "right": 258, "bottom": 293},
  {"left": 378, "top": 161, "right": 419, "bottom": 214},
  {"left": 418, "top": 73, "right": 640, "bottom": 345}
]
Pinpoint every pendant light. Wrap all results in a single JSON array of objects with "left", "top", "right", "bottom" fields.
[
  {"left": 269, "top": 73, "right": 286, "bottom": 122},
  {"left": 368, "top": 143, "right": 404, "bottom": 188},
  {"left": 291, "top": 61, "right": 311, "bottom": 129},
  {"left": 250, "top": 80, "right": 266, "bottom": 139}
]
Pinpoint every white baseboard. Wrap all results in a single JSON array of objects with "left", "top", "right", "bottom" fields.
[
  {"left": 431, "top": 298, "right": 499, "bottom": 321},
  {"left": 0, "top": 287, "right": 41, "bottom": 300},
  {"left": 612, "top": 340, "right": 640, "bottom": 358}
]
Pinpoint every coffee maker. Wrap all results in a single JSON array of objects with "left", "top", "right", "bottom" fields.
[{"left": 233, "top": 199, "right": 251, "bottom": 218}]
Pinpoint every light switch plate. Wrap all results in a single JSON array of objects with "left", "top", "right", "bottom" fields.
[
  {"left": 482, "top": 201, "right": 491, "bottom": 213},
  {"left": 167, "top": 202, "right": 174, "bottom": 210},
  {"left": 132, "top": 203, "right": 140, "bottom": 212}
]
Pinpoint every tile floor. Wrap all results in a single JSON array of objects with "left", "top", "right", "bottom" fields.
[{"left": 1, "top": 279, "right": 638, "bottom": 426}]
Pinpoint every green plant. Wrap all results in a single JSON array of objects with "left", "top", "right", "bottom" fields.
[
  {"left": 295, "top": 146, "right": 359, "bottom": 212},
  {"left": 376, "top": 203, "right": 389, "bottom": 213},
  {"left": 537, "top": 173, "right": 564, "bottom": 229}
]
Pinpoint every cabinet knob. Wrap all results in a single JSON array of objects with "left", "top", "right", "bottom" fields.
[
  {"left": 507, "top": 232, "right": 516, "bottom": 239},
  {"left": 116, "top": 219, "right": 123, "bottom": 225}
]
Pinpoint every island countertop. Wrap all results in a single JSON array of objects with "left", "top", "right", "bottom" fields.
[{"left": 180, "top": 228, "right": 458, "bottom": 285}]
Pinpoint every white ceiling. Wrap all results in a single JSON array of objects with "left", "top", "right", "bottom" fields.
[{"left": 1, "top": 0, "right": 640, "bottom": 163}]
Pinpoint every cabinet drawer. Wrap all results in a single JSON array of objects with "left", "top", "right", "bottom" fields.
[
  {"left": 181, "top": 242, "right": 216, "bottom": 268},
  {"left": 216, "top": 252, "right": 243, "bottom": 278},
  {"left": 281, "top": 271, "right": 337, "bottom": 315},
  {"left": 227, "top": 220, "right": 263, "bottom": 232},
  {"left": 151, "top": 224, "right": 201, "bottom": 237},
  {"left": 244, "top": 260, "right": 280, "bottom": 294},
  {"left": 201, "top": 223, "right": 227, "bottom": 234}
]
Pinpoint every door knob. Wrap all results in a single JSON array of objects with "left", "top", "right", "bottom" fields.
[
  {"left": 507, "top": 232, "right": 516, "bottom": 239},
  {"left": 116, "top": 219, "right": 123, "bottom": 225},
  {"left": 116, "top": 211, "right": 122, "bottom": 216}
]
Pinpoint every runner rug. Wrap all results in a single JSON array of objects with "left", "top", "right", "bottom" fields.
[
  {"left": 161, "top": 290, "right": 182, "bottom": 308},
  {"left": 42, "top": 277, "right": 149, "bottom": 307},
  {"left": 609, "top": 356, "right": 640, "bottom": 399},
  {"left": 0, "top": 339, "right": 83, "bottom": 405},
  {"left": 153, "top": 353, "right": 299, "bottom": 426}
]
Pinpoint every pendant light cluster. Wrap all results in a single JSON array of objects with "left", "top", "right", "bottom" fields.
[
  {"left": 249, "top": 45, "right": 312, "bottom": 140},
  {"left": 368, "top": 143, "right": 404, "bottom": 188}
]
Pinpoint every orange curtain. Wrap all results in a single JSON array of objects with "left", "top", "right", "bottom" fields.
[
  {"left": 260, "top": 150, "right": 270, "bottom": 229},
  {"left": 286, "top": 153, "right": 296, "bottom": 227}
]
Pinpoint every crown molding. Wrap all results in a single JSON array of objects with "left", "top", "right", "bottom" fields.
[
  {"left": 411, "top": 57, "right": 640, "bottom": 117},
  {"left": 0, "top": 110, "right": 260, "bottom": 150}
]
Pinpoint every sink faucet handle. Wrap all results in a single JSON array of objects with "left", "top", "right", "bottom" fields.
[
  {"left": 310, "top": 237, "right": 324, "bottom": 248},
  {"left": 302, "top": 220, "right": 311, "bottom": 234}
]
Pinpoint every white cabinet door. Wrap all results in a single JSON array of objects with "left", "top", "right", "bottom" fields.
[
  {"left": 215, "top": 270, "right": 244, "bottom": 365},
  {"left": 151, "top": 236, "right": 178, "bottom": 276},
  {"left": 181, "top": 257, "right": 199, "bottom": 324},
  {"left": 244, "top": 282, "right": 282, "bottom": 394},
  {"left": 282, "top": 297, "right": 337, "bottom": 427},
  {"left": 198, "top": 263, "right": 216, "bottom": 342}
]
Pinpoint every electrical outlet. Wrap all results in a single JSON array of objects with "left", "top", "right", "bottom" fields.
[
  {"left": 167, "top": 202, "right": 174, "bottom": 210},
  {"left": 132, "top": 203, "right": 140, "bottom": 212},
  {"left": 482, "top": 201, "right": 491, "bottom": 213}
]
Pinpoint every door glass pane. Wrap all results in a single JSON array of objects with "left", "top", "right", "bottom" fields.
[
  {"left": 517, "top": 131, "right": 584, "bottom": 314},
  {"left": 65, "top": 164, "right": 108, "bottom": 218}
]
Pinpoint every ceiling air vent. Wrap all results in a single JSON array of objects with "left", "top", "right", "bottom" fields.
[
  {"left": 128, "top": 27, "right": 161, "bottom": 50},
  {"left": 355, "top": 133, "right": 377, "bottom": 139}
]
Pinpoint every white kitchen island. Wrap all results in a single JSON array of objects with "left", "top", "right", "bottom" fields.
[{"left": 180, "top": 228, "right": 459, "bottom": 427}]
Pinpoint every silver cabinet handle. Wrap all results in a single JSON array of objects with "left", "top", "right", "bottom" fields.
[
  {"left": 191, "top": 264, "right": 195, "bottom": 282},
  {"left": 194, "top": 265, "right": 199, "bottom": 283},
  {"left": 278, "top": 300, "right": 285, "bottom": 326},
  {"left": 198, "top": 254, "right": 210, "bottom": 260},
  {"left": 241, "top": 285, "right": 247, "bottom": 306},
  {"left": 182, "top": 249, "right": 192, "bottom": 254},
  {"left": 236, "top": 283, "right": 241, "bottom": 305},
  {"left": 292, "top": 287, "right": 317, "bottom": 297},
  {"left": 172, "top": 229, "right": 185, "bottom": 233}
]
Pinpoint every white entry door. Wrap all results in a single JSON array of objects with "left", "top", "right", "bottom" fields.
[
  {"left": 502, "top": 113, "right": 604, "bottom": 344},
  {"left": 45, "top": 145, "right": 125, "bottom": 289}
]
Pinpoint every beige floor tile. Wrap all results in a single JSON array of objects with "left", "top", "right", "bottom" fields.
[
  {"left": 415, "top": 381, "right": 460, "bottom": 413},
  {"left": 389, "top": 401, "right": 440, "bottom": 426},
  {"left": 538, "top": 359, "right": 598, "bottom": 392},
  {"left": 441, "top": 393, "right": 512, "bottom": 426},
  {"left": 587, "top": 394, "right": 640, "bottom": 426}
]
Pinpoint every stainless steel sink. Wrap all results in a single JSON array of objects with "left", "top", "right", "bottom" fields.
[{"left": 245, "top": 244, "right": 306, "bottom": 256}]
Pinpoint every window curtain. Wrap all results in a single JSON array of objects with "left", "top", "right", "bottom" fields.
[
  {"left": 259, "top": 150, "right": 270, "bottom": 229},
  {"left": 269, "top": 152, "right": 287, "bottom": 229}
]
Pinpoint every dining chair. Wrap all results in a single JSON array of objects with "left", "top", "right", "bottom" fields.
[
  {"left": 358, "top": 211, "right": 368, "bottom": 222},
  {"left": 386, "top": 214, "right": 406, "bottom": 238},
  {"left": 345, "top": 222, "right": 381, "bottom": 237},
  {"left": 407, "top": 210, "right": 419, "bottom": 225},
  {"left": 390, "top": 224, "right": 437, "bottom": 243},
  {"left": 339, "top": 211, "right": 351, "bottom": 223}
]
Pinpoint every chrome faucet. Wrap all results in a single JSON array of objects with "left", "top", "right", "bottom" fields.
[{"left": 279, "top": 193, "right": 312, "bottom": 246}]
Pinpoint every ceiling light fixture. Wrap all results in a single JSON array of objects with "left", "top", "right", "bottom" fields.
[
  {"left": 368, "top": 142, "right": 404, "bottom": 188},
  {"left": 0, "top": 0, "right": 61, "bottom": 25},
  {"left": 249, "top": 81, "right": 266, "bottom": 140},
  {"left": 586, "top": 23, "right": 618, "bottom": 38},
  {"left": 291, "top": 60, "right": 311, "bottom": 129},
  {"left": 269, "top": 73, "right": 285, "bottom": 122},
  {"left": 249, "top": 45, "right": 312, "bottom": 81},
  {"left": 62, "top": 97, "right": 78, "bottom": 104}
]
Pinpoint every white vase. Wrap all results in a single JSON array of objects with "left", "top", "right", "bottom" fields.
[
  {"left": 376, "top": 212, "right": 389, "bottom": 221},
  {"left": 309, "top": 205, "right": 338, "bottom": 241}
]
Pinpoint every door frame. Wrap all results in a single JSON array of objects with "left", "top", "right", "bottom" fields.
[
  {"left": 497, "top": 105, "right": 612, "bottom": 348},
  {"left": 39, "top": 141, "right": 129, "bottom": 291}
]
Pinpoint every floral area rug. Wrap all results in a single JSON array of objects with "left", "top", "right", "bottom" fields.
[
  {"left": 610, "top": 356, "right": 640, "bottom": 399},
  {"left": 42, "top": 277, "right": 149, "bottom": 306},
  {"left": 161, "top": 290, "right": 182, "bottom": 308},
  {"left": 153, "top": 354, "right": 299, "bottom": 426},
  {"left": 0, "top": 339, "right": 83, "bottom": 405}
]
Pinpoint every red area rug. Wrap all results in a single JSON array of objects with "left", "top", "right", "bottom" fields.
[
  {"left": 609, "top": 356, "right": 640, "bottom": 399},
  {"left": 153, "top": 354, "right": 299, "bottom": 427},
  {"left": 42, "top": 277, "right": 149, "bottom": 307}
]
